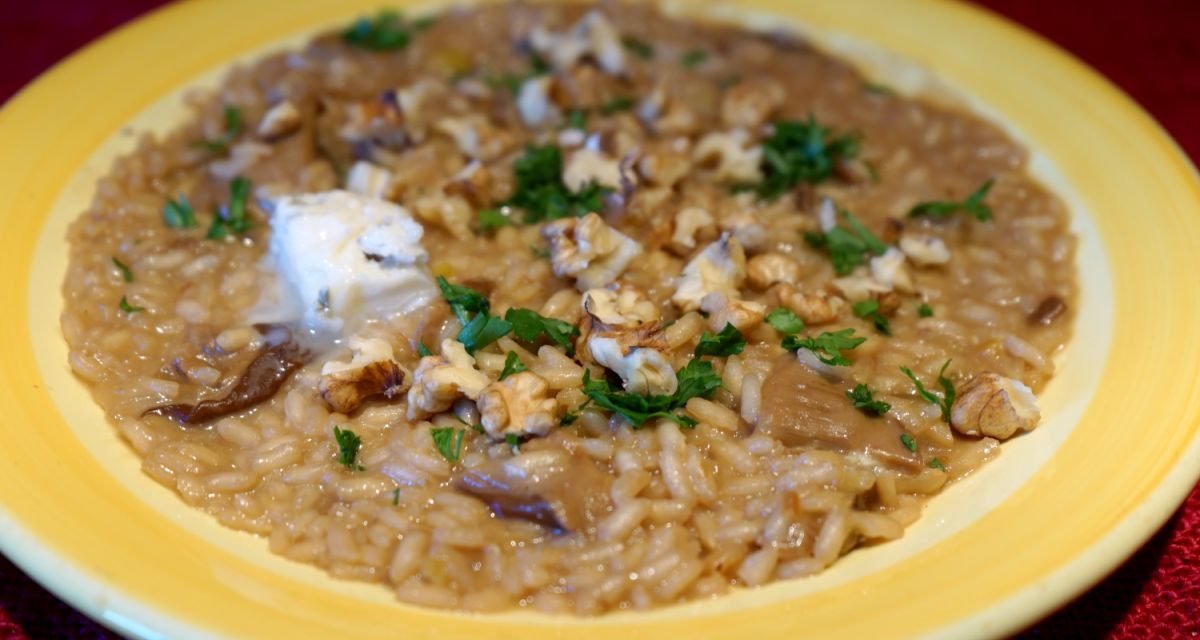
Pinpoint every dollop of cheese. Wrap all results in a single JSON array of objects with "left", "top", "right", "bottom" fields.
[{"left": 268, "top": 190, "right": 436, "bottom": 332}]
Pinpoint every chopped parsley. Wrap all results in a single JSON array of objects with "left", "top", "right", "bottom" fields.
[
  {"left": 118, "top": 295, "right": 144, "bottom": 314},
  {"left": 502, "top": 145, "right": 611, "bottom": 224},
  {"left": 900, "top": 433, "right": 918, "bottom": 453},
  {"left": 765, "top": 307, "right": 805, "bottom": 335},
  {"left": 928, "top": 458, "right": 946, "bottom": 471},
  {"left": 417, "top": 342, "right": 433, "bottom": 357},
  {"left": 391, "top": 487, "right": 401, "bottom": 505},
  {"left": 864, "top": 82, "right": 895, "bottom": 96},
  {"left": 581, "top": 358, "right": 722, "bottom": 428},
  {"left": 852, "top": 299, "right": 891, "bottom": 336},
  {"left": 846, "top": 383, "right": 890, "bottom": 416},
  {"left": 111, "top": 257, "right": 133, "bottom": 283},
  {"left": 749, "top": 116, "right": 859, "bottom": 200},
  {"left": 458, "top": 313, "right": 513, "bottom": 353},
  {"left": 207, "top": 177, "right": 253, "bottom": 239},
  {"left": 436, "top": 277, "right": 512, "bottom": 353},
  {"left": 782, "top": 328, "right": 866, "bottom": 366},
  {"left": 694, "top": 323, "right": 746, "bottom": 357},
  {"left": 530, "top": 245, "right": 551, "bottom": 259},
  {"left": 598, "top": 96, "right": 636, "bottom": 115},
  {"left": 333, "top": 426, "right": 365, "bottom": 470},
  {"left": 566, "top": 109, "right": 588, "bottom": 130},
  {"left": 900, "top": 359, "right": 957, "bottom": 422},
  {"left": 436, "top": 276, "right": 490, "bottom": 324},
  {"left": 192, "top": 105, "right": 243, "bottom": 155},
  {"left": 804, "top": 210, "right": 888, "bottom": 275},
  {"left": 343, "top": 10, "right": 429, "bottom": 51},
  {"left": 621, "top": 35, "right": 655, "bottom": 60},
  {"left": 909, "top": 179, "right": 995, "bottom": 222},
  {"left": 430, "top": 427, "right": 466, "bottom": 463},
  {"left": 163, "top": 195, "right": 197, "bottom": 229},
  {"left": 505, "top": 433, "right": 522, "bottom": 451},
  {"left": 917, "top": 303, "right": 934, "bottom": 318},
  {"left": 679, "top": 49, "right": 708, "bottom": 68},
  {"left": 559, "top": 400, "right": 591, "bottom": 426},
  {"left": 499, "top": 351, "right": 528, "bottom": 380},
  {"left": 504, "top": 308, "right": 579, "bottom": 354},
  {"left": 486, "top": 51, "right": 551, "bottom": 96},
  {"left": 477, "top": 208, "right": 512, "bottom": 233}
]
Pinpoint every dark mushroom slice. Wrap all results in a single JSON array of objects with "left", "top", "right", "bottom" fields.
[
  {"left": 755, "top": 356, "right": 921, "bottom": 470},
  {"left": 144, "top": 324, "right": 309, "bottom": 426},
  {"left": 1029, "top": 295, "right": 1067, "bottom": 326},
  {"left": 454, "top": 447, "right": 613, "bottom": 535}
]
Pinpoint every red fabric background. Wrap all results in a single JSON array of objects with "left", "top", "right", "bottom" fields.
[{"left": 1, "top": 1, "right": 1197, "bottom": 638}]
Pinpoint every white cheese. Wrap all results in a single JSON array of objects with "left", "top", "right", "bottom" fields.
[{"left": 268, "top": 190, "right": 436, "bottom": 333}]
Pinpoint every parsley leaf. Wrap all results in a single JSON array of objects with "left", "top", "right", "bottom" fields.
[
  {"left": 566, "top": 109, "right": 588, "bottom": 130},
  {"left": 333, "top": 426, "right": 365, "bottom": 470},
  {"left": 852, "top": 299, "right": 891, "bottom": 336},
  {"left": 163, "top": 195, "right": 197, "bottom": 229},
  {"left": 908, "top": 179, "right": 995, "bottom": 222},
  {"left": 805, "top": 210, "right": 888, "bottom": 275},
  {"left": 864, "top": 82, "right": 895, "bottom": 96},
  {"left": 111, "top": 257, "right": 133, "bottom": 283},
  {"left": 505, "top": 433, "right": 522, "bottom": 451},
  {"left": 499, "top": 351, "right": 528, "bottom": 380},
  {"left": 928, "top": 458, "right": 945, "bottom": 470},
  {"left": 918, "top": 303, "right": 934, "bottom": 318},
  {"left": 679, "top": 49, "right": 708, "bottom": 68},
  {"left": 118, "top": 295, "right": 144, "bottom": 314},
  {"left": 193, "top": 105, "right": 243, "bottom": 154},
  {"left": 581, "top": 359, "right": 722, "bottom": 428},
  {"left": 598, "top": 96, "right": 635, "bottom": 115},
  {"left": 417, "top": 342, "right": 433, "bottom": 357},
  {"left": 436, "top": 276, "right": 490, "bottom": 324},
  {"left": 846, "top": 383, "right": 891, "bottom": 416},
  {"left": 207, "top": 176, "right": 253, "bottom": 239},
  {"left": 478, "top": 208, "right": 512, "bottom": 233},
  {"left": 504, "top": 308, "right": 579, "bottom": 354},
  {"left": 782, "top": 328, "right": 866, "bottom": 366},
  {"left": 694, "top": 323, "right": 746, "bottom": 357},
  {"left": 900, "top": 359, "right": 956, "bottom": 422},
  {"left": 430, "top": 427, "right": 466, "bottom": 462},
  {"left": 750, "top": 116, "right": 859, "bottom": 200},
  {"left": 765, "top": 307, "right": 805, "bottom": 335},
  {"left": 621, "top": 35, "right": 655, "bottom": 60},
  {"left": 391, "top": 487, "right": 401, "bottom": 505},
  {"left": 503, "top": 145, "right": 611, "bottom": 224},
  {"left": 343, "top": 10, "right": 420, "bottom": 51},
  {"left": 458, "top": 313, "right": 512, "bottom": 353},
  {"left": 900, "top": 433, "right": 918, "bottom": 453}
]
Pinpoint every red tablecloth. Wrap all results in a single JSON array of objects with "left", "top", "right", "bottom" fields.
[{"left": 1, "top": 1, "right": 1197, "bottom": 638}]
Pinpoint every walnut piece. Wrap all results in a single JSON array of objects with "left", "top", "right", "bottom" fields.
[
  {"left": 950, "top": 373, "right": 1041, "bottom": 440},
  {"left": 319, "top": 336, "right": 408, "bottom": 414},
  {"left": 563, "top": 148, "right": 625, "bottom": 192},
  {"left": 720, "top": 78, "right": 785, "bottom": 129},
  {"left": 669, "top": 206, "right": 716, "bottom": 254},
  {"left": 636, "top": 139, "right": 692, "bottom": 188},
  {"left": 477, "top": 372, "right": 561, "bottom": 440},
  {"left": 582, "top": 287, "right": 661, "bottom": 329},
  {"left": 528, "top": 10, "right": 626, "bottom": 76},
  {"left": 700, "top": 292, "right": 767, "bottom": 332},
  {"left": 406, "top": 339, "right": 491, "bottom": 420},
  {"left": 747, "top": 253, "right": 801, "bottom": 289},
  {"left": 257, "top": 100, "right": 302, "bottom": 140},
  {"left": 588, "top": 333, "right": 677, "bottom": 396},
  {"left": 899, "top": 233, "right": 952, "bottom": 266},
  {"left": 345, "top": 161, "right": 395, "bottom": 200},
  {"left": 435, "top": 115, "right": 515, "bottom": 162},
  {"left": 779, "top": 285, "right": 844, "bottom": 325},
  {"left": 542, "top": 213, "right": 643, "bottom": 290},
  {"left": 672, "top": 233, "right": 747, "bottom": 312},
  {"left": 692, "top": 130, "right": 763, "bottom": 183},
  {"left": 517, "top": 76, "right": 563, "bottom": 127}
]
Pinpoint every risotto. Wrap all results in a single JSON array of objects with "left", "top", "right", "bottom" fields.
[{"left": 61, "top": 3, "right": 1076, "bottom": 614}]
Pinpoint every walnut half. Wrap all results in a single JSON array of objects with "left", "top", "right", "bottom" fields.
[
  {"left": 319, "top": 337, "right": 409, "bottom": 414},
  {"left": 477, "top": 372, "right": 561, "bottom": 440},
  {"left": 950, "top": 373, "right": 1041, "bottom": 440}
]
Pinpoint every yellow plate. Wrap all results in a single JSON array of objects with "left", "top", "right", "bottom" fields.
[{"left": 2, "top": 0, "right": 1199, "bottom": 638}]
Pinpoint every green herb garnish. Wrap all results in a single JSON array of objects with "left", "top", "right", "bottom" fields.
[
  {"left": 748, "top": 116, "right": 859, "bottom": 200},
  {"left": 621, "top": 35, "right": 655, "bottom": 60},
  {"left": 111, "top": 257, "right": 133, "bottom": 283},
  {"left": 765, "top": 307, "right": 805, "bottom": 335},
  {"left": 679, "top": 49, "right": 708, "bottom": 68},
  {"left": 909, "top": 179, "right": 995, "bottom": 222},
  {"left": 504, "top": 307, "right": 579, "bottom": 355},
  {"left": 193, "top": 105, "right": 243, "bottom": 154},
  {"left": 118, "top": 295, "right": 144, "bottom": 314},
  {"left": 782, "top": 328, "right": 866, "bottom": 366},
  {"left": 581, "top": 358, "right": 722, "bottom": 428},
  {"left": 499, "top": 351, "right": 528, "bottom": 380},
  {"left": 435, "top": 277, "right": 512, "bottom": 353},
  {"left": 478, "top": 208, "right": 512, "bottom": 233},
  {"left": 333, "top": 426, "right": 365, "bottom": 470},
  {"left": 566, "top": 109, "right": 588, "bottom": 130},
  {"left": 598, "top": 96, "right": 635, "bottom": 115},
  {"left": 900, "top": 359, "right": 957, "bottom": 422},
  {"left": 864, "top": 82, "right": 895, "bottom": 96},
  {"left": 694, "top": 323, "right": 746, "bottom": 357},
  {"left": 918, "top": 303, "right": 934, "bottom": 318},
  {"left": 846, "top": 383, "right": 890, "bottom": 416},
  {"left": 430, "top": 427, "right": 466, "bottom": 463},
  {"left": 417, "top": 342, "right": 433, "bottom": 357},
  {"left": 929, "top": 458, "right": 945, "bottom": 471},
  {"left": 852, "top": 299, "right": 891, "bottom": 336},
  {"left": 343, "top": 10, "right": 422, "bottom": 51},
  {"left": 391, "top": 488, "right": 401, "bottom": 505},
  {"left": 804, "top": 210, "right": 888, "bottom": 275},
  {"left": 163, "top": 195, "right": 197, "bottom": 229},
  {"left": 457, "top": 313, "right": 513, "bottom": 353},
  {"left": 436, "top": 276, "right": 490, "bottom": 323},
  {"left": 505, "top": 433, "right": 521, "bottom": 451},
  {"left": 900, "top": 433, "right": 918, "bottom": 453},
  {"left": 502, "top": 145, "right": 611, "bottom": 224},
  {"left": 207, "top": 176, "right": 253, "bottom": 239}
]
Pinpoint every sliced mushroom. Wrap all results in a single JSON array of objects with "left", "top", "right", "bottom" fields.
[
  {"left": 144, "top": 324, "right": 308, "bottom": 426},
  {"left": 454, "top": 445, "right": 613, "bottom": 534},
  {"left": 755, "top": 356, "right": 920, "bottom": 470}
]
